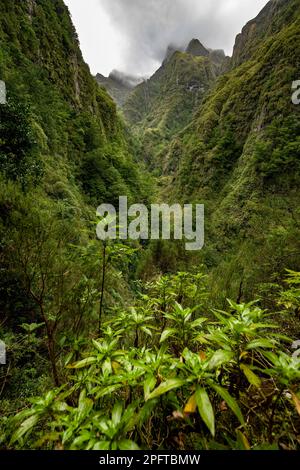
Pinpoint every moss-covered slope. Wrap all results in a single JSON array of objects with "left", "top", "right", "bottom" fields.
[
  {"left": 0, "top": 0, "right": 147, "bottom": 206},
  {"left": 163, "top": 0, "right": 300, "bottom": 303},
  {"left": 0, "top": 0, "right": 150, "bottom": 331},
  {"left": 123, "top": 47, "right": 224, "bottom": 171}
]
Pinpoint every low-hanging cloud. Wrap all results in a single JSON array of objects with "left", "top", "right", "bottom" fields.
[{"left": 98, "top": 0, "right": 268, "bottom": 76}]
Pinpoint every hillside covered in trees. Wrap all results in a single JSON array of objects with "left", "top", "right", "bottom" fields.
[{"left": 0, "top": 0, "right": 300, "bottom": 452}]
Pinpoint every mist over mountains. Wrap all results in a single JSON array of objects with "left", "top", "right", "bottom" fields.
[
  {"left": 97, "top": 38, "right": 227, "bottom": 107},
  {"left": 96, "top": 0, "right": 268, "bottom": 75}
]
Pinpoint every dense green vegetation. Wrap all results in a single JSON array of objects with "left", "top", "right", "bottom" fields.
[
  {"left": 2, "top": 270, "right": 300, "bottom": 450},
  {"left": 123, "top": 50, "right": 224, "bottom": 171},
  {"left": 0, "top": 0, "right": 149, "bottom": 204},
  {"left": 0, "top": 0, "right": 151, "bottom": 440},
  {"left": 0, "top": 0, "right": 300, "bottom": 451},
  {"left": 154, "top": 0, "right": 300, "bottom": 305}
]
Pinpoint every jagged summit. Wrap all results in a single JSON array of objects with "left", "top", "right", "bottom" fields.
[
  {"left": 163, "top": 40, "right": 224, "bottom": 66},
  {"left": 96, "top": 38, "right": 227, "bottom": 110},
  {"left": 186, "top": 39, "right": 209, "bottom": 57}
]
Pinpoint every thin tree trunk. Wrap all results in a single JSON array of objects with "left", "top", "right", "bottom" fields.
[
  {"left": 134, "top": 328, "right": 139, "bottom": 348},
  {"left": 44, "top": 319, "right": 60, "bottom": 387},
  {"left": 99, "top": 242, "right": 107, "bottom": 335},
  {"left": 237, "top": 279, "right": 244, "bottom": 304}
]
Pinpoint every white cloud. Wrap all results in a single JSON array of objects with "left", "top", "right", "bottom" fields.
[
  {"left": 64, "top": 0, "right": 124, "bottom": 76},
  {"left": 65, "top": 0, "right": 269, "bottom": 77}
]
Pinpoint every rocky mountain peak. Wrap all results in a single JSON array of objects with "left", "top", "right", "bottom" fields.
[{"left": 186, "top": 39, "right": 209, "bottom": 57}]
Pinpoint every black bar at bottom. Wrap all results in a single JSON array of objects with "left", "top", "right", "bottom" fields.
[{"left": 0, "top": 451, "right": 298, "bottom": 469}]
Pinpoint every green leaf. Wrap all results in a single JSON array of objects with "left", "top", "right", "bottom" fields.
[
  {"left": 123, "top": 405, "right": 137, "bottom": 433},
  {"left": 118, "top": 439, "right": 140, "bottom": 450},
  {"left": 92, "top": 339, "right": 104, "bottom": 353},
  {"left": 272, "top": 333, "right": 293, "bottom": 343},
  {"left": 71, "top": 432, "right": 91, "bottom": 448},
  {"left": 52, "top": 401, "right": 70, "bottom": 413},
  {"left": 240, "top": 364, "right": 261, "bottom": 388},
  {"left": 191, "top": 318, "right": 206, "bottom": 328},
  {"left": 78, "top": 393, "right": 93, "bottom": 422},
  {"left": 208, "top": 350, "right": 234, "bottom": 369},
  {"left": 20, "top": 322, "right": 45, "bottom": 333},
  {"left": 67, "top": 357, "right": 96, "bottom": 369},
  {"left": 144, "top": 375, "right": 157, "bottom": 400},
  {"left": 62, "top": 427, "right": 74, "bottom": 445},
  {"left": 141, "top": 326, "right": 153, "bottom": 337},
  {"left": 236, "top": 430, "right": 251, "bottom": 450},
  {"left": 11, "top": 415, "right": 40, "bottom": 444},
  {"left": 112, "top": 403, "right": 123, "bottom": 426},
  {"left": 102, "top": 358, "right": 112, "bottom": 375},
  {"left": 93, "top": 441, "right": 110, "bottom": 450},
  {"left": 211, "top": 383, "right": 245, "bottom": 426},
  {"left": 96, "top": 384, "right": 123, "bottom": 399},
  {"left": 138, "top": 400, "right": 158, "bottom": 425},
  {"left": 246, "top": 339, "right": 275, "bottom": 350},
  {"left": 160, "top": 328, "right": 176, "bottom": 343},
  {"left": 195, "top": 387, "right": 215, "bottom": 436},
  {"left": 147, "top": 379, "right": 185, "bottom": 401}
]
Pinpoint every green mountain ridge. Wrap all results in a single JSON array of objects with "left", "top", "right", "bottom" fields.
[
  {"left": 122, "top": 41, "right": 227, "bottom": 170},
  {"left": 159, "top": 0, "right": 300, "bottom": 302},
  {"left": 231, "top": 0, "right": 299, "bottom": 67},
  {"left": 0, "top": 0, "right": 148, "bottom": 206}
]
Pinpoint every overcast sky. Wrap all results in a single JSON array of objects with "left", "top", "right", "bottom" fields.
[{"left": 64, "top": 0, "right": 269, "bottom": 78}]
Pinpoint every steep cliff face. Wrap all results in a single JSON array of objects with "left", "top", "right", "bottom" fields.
[
  {"left": 232, "top": 0, "right": 299, "bottom": 67},
  {"left": 1, "top": 0, "right": 101, "bottom": 109},
  {"left": 0, "top": 0, "right": 146, "bottom": 206},
  {"left": 0, "top": 0, "right": 152, "bottom": 344},
  {"left": 163, "top": 0, "right": 300, "bottom": 302},
  {"left": 0, "top": 0, "right": 154, "bottom": 413}
]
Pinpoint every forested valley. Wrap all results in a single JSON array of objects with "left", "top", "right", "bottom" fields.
[{"left": 0, "top": 0, "right": 300, "bottom": 451}]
